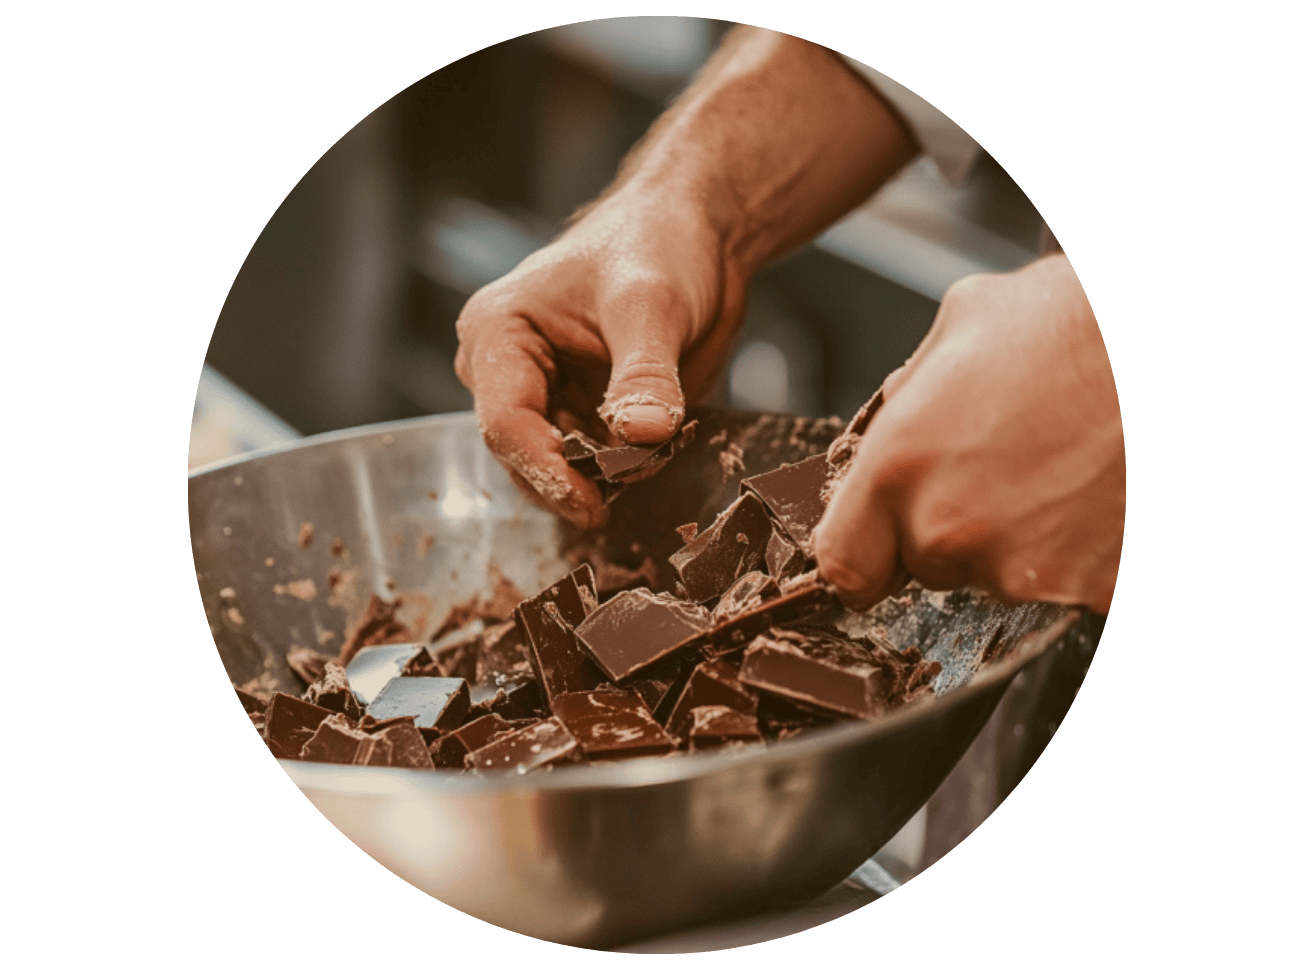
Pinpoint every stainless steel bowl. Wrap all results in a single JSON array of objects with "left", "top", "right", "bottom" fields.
[{"left": 189, "top": 410, "right": 1082, "bottom": 948}]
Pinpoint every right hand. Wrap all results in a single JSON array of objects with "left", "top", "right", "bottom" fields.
[{"left": 454, "top": 186, "right": 748, "bottom": 529}]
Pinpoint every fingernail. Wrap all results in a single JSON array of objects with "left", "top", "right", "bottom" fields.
[{"left": 616, "top": 404, "right": 675, "bottom": 441}]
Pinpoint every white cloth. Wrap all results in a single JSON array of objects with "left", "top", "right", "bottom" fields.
[{"left": 840, "top": 58, "right": 981, "bottom": 187}]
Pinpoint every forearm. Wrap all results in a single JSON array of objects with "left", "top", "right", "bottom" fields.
[{"left": 598, "top": 26, "right": 917, "bottom": 278}]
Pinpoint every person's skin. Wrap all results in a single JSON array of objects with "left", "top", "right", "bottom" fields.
[{"left": 455, "top": 26, "right": 1125, "bottom": 613}]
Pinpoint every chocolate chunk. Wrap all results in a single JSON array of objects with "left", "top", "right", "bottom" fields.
[
  {"left": 562, "top": 421, "right": 698, "bottom": 504},
  {"left": 343, "top": 642, "right": 427, "bottom": 704},
  {"left": 429, "top": 713, "right": 518, "bottom": 768},
  {"left": 551, "top": 690, "right": 676, "bottom": 761},
  {"left": 740, "top": 453, "right": 832, "bottom": 552},
  {"left": 675, "top": 522, "right": 699, "bottom": 543},
  {"left": 573, "top": 588, "right": 712, "bottom": 681},
  {"left": 464, "top": 717, "right": 583, "bottom": 774},
  {"left": 765, "top": 527, "right": 810, "bottom": 582},
  {"left": 668, "top": 493, "right": 774, "bottom": 603},
  {"left": 300, "top": 713, "right": 433, "bottom": 769},
  {"left": 739, "top": 627, "right": 898, "bottom": 719},
  {"left": 366, "top": 676, "right": 470, "bottom": 731},
  {"left": 665, "top": 658, "right": 758, "bottom": 740},
  {"left": 264, "top": 692, "right": 335, "bottom": 760},
  {"left": 687, "top": 705, "right": 762, "bottom": 749},
  {"left": 697, "top": 572, "right": 838, "bottom": 659},
  {"left": 303, "top": 662, "right": 365, "bottom": 719},
  {"left": 516, "top": 565, "right": 607, "bottom": 702},
  {"left": 711, "top": 571, "right": 779, "bottom": 623}
]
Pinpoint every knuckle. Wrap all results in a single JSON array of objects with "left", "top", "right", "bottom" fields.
[{"left": 814, "top": 532, "right": 878, "bottom": 597}]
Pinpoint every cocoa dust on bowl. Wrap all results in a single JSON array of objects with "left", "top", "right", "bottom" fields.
[{"left": 190, "top": 405, "right": 1087, "bottom": 948}]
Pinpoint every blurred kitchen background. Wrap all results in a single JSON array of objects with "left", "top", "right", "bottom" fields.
[{"left": 190, "top": 16, "right": 1045, "bottom": 467}]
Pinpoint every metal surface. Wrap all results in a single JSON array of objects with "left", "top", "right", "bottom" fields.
[{"left": 189, "top": 409, "right": 1086, "bottom": 948}]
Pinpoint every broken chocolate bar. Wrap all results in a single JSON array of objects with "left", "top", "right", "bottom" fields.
[
  {"left": 303, "top": 662, "right": 365, "bottom": 719},
  {"left": 665, "top": 658, "right": 758, "bottom": 740},
  {"left": 429, "top": 713, "right": 519, "bottom": 769},
  {"left": 343, "top": 642, "right": 427, "bottom": 705},
  {"left": 516, "top": 565, "right": 607, "bottom": 702},
  {"left": 739, "top": 627, "right": 898, "bottom": 720},
  {"left": 562, "top": 421, "right": 698, "bottom": 503},
  {"left": 465, "top": 717, "right": 583, "bottom": 774},
  {"left": 573, "top": 587, "right": 712, "bottom": 681},
  {"left": 264, "top": 692, "right": 334, "bottom": 760},
  {"left": 551, "top": 690, "right": 676, "bottom": 761},
  {"left": 711, "top": 570, "right": 779, "bottom": 623},
  {"left": 696, "top": 572, "right": 838, "bottom": 659},
  {"left": 300, "top": 713, "right": 434, "bottom": 769},
  {"left": 668, "top": 493, "right": 774, "bottom": 603},
  {"left": 366, "top": 676, "right": 470, "bottom": 731},
  {"left": 687, "top": 705, "right": 762, "bottom": 750},
  {"left": 740, "top": 453, "right": 832, "bottom": 553},
  {"left": 765, "top": 526, "right": 809, "bottom": 582}
]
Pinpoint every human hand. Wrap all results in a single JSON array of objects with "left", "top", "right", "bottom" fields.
[
  {"left": 454, "top": 186, "right": 749, "bottom": 529},
  {"left": 813, "top": 254, "right": 1125, "bottom": 613}
]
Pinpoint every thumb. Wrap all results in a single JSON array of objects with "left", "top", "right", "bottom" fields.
[{"left": 597, "top": 315, "right": 688, "bottom": 445}]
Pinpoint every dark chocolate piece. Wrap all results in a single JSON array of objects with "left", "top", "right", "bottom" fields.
[
  {"left": 765, "top": 526, "right": 810, "bottom": 582},
  {"left": 365, "top": 676, "right": 470, "bottom": 731},
  {"left": 687, "top": 705, "right": 762, "bottom": 749},
  {"left": 464, "top": 717, "right": 582, "bottom": 774},
  {"left": 551, "top": 690, "right": 676, "bottom": 761},
  {"left": 668, "top": 493, "right": 774, "bottom": 603},
  {"left": 300, "top": 713, "right": 434, "bottom": 769},
  {"left": 562, "top": 421, "right": 698, "bottom": 504},
  {"left": 696, "top": 572, "right": 838, "bottom": 658},
  {"left": 286, "top": 646, "right": 332, "bottom": 686},
  {"left": 264, "top": 693, "right": 335, "bottom": 760},
  {"left": 516, "top": 565, "right": 607, "bottom": 702},
  {"left": 665, "top": 658, "right": 758, "bottom": 740},
  {"left": 467, "top": 675, "right": 544, "bottom": 722},
  {"left": 303, "top": 662, "right": 365, "bottom": 719},
  {"left": 429, "top": 713, "right": 517, "bottom": 768},
  {"left": 338, "top": 594, "right": 411, "bottom": 667},
  {"left": 711, "top": 571, "right": 779, "bottom": 623},
  {"left": 756, "top": 693, "right": 837, "bottom": 739},
  {"left": 572, "top": 588, "right": 712, "bottom": 681},
  {"left": 343, "top": 642, "right": 428, "bottom": 704},
  {"left": 739, "top": 627, "right": 897, "bottom": 719},
  {"left": 740, "top": 453, "right": 832, "bottom": 552}
]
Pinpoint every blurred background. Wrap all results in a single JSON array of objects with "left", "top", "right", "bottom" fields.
[{"left": 190, "top": 16, "right": 1045, "bottom": 467}]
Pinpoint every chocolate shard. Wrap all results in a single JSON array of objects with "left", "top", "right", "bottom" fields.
[
  {"left": 711, "top": 571, "right": 779, "bottom": 624},
  {"left": 665, "top": 658, "right": 758, "bottom": 741},
  {"left": 669, "top": 493, "right": 774, "bottom": 604},
  {"left": 562, "top": 421, "right": 698, "bottom": 504},
  {"left": 264, "top": 692, "right": 335, "bottom": 760},
  {"left": 303, "top": 662, "right": 365, "bottom": 719},
  {"left": 572, "top": 588, "right": 712, "bottom": 681},
  {"left": 739, "top": 627, "right": 899, "bottom": 720},
  {"left": 343, "top": 642, "right": 428, "bottom": 705},
  {"left": 339, "top": 594, "right": 411, "bottom": 667},
  {"left": 696, "top": 571, "right": 838, "bottom": 659},
  {"left": 300, "top": 713, "right": 434, "bottom": 769},
  {"left": 515, "top": 565, "right": 607, "bottom": 702},
  {"left": 687, "top": 705, "right": 763, "bottom": 750},
  {"left": 765, "top": 526, "right": 810, "bottom": 583},
  {"left": 365, "top": 676, "right": 470, "bottom": 731},
  {"left": 429, "top": 713, "right": 517, "bottom": 769},
  {"left": 286, "top": 646, "right": 332, "bottom": 686},
  {"left": 739, "top": 453, "right": 833, "bottom": 553},
  {"left": 299, "top": 714, "right": 367, "bottom": 764},
  {"left": 755, "top": 692, "right": 837, "bottom": 740},
  {"left": 464, "top": 717, "right": 583, "bottom": 774},
  {"left": 551, "top": 690, "right": 676, "bottom": 761}
]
